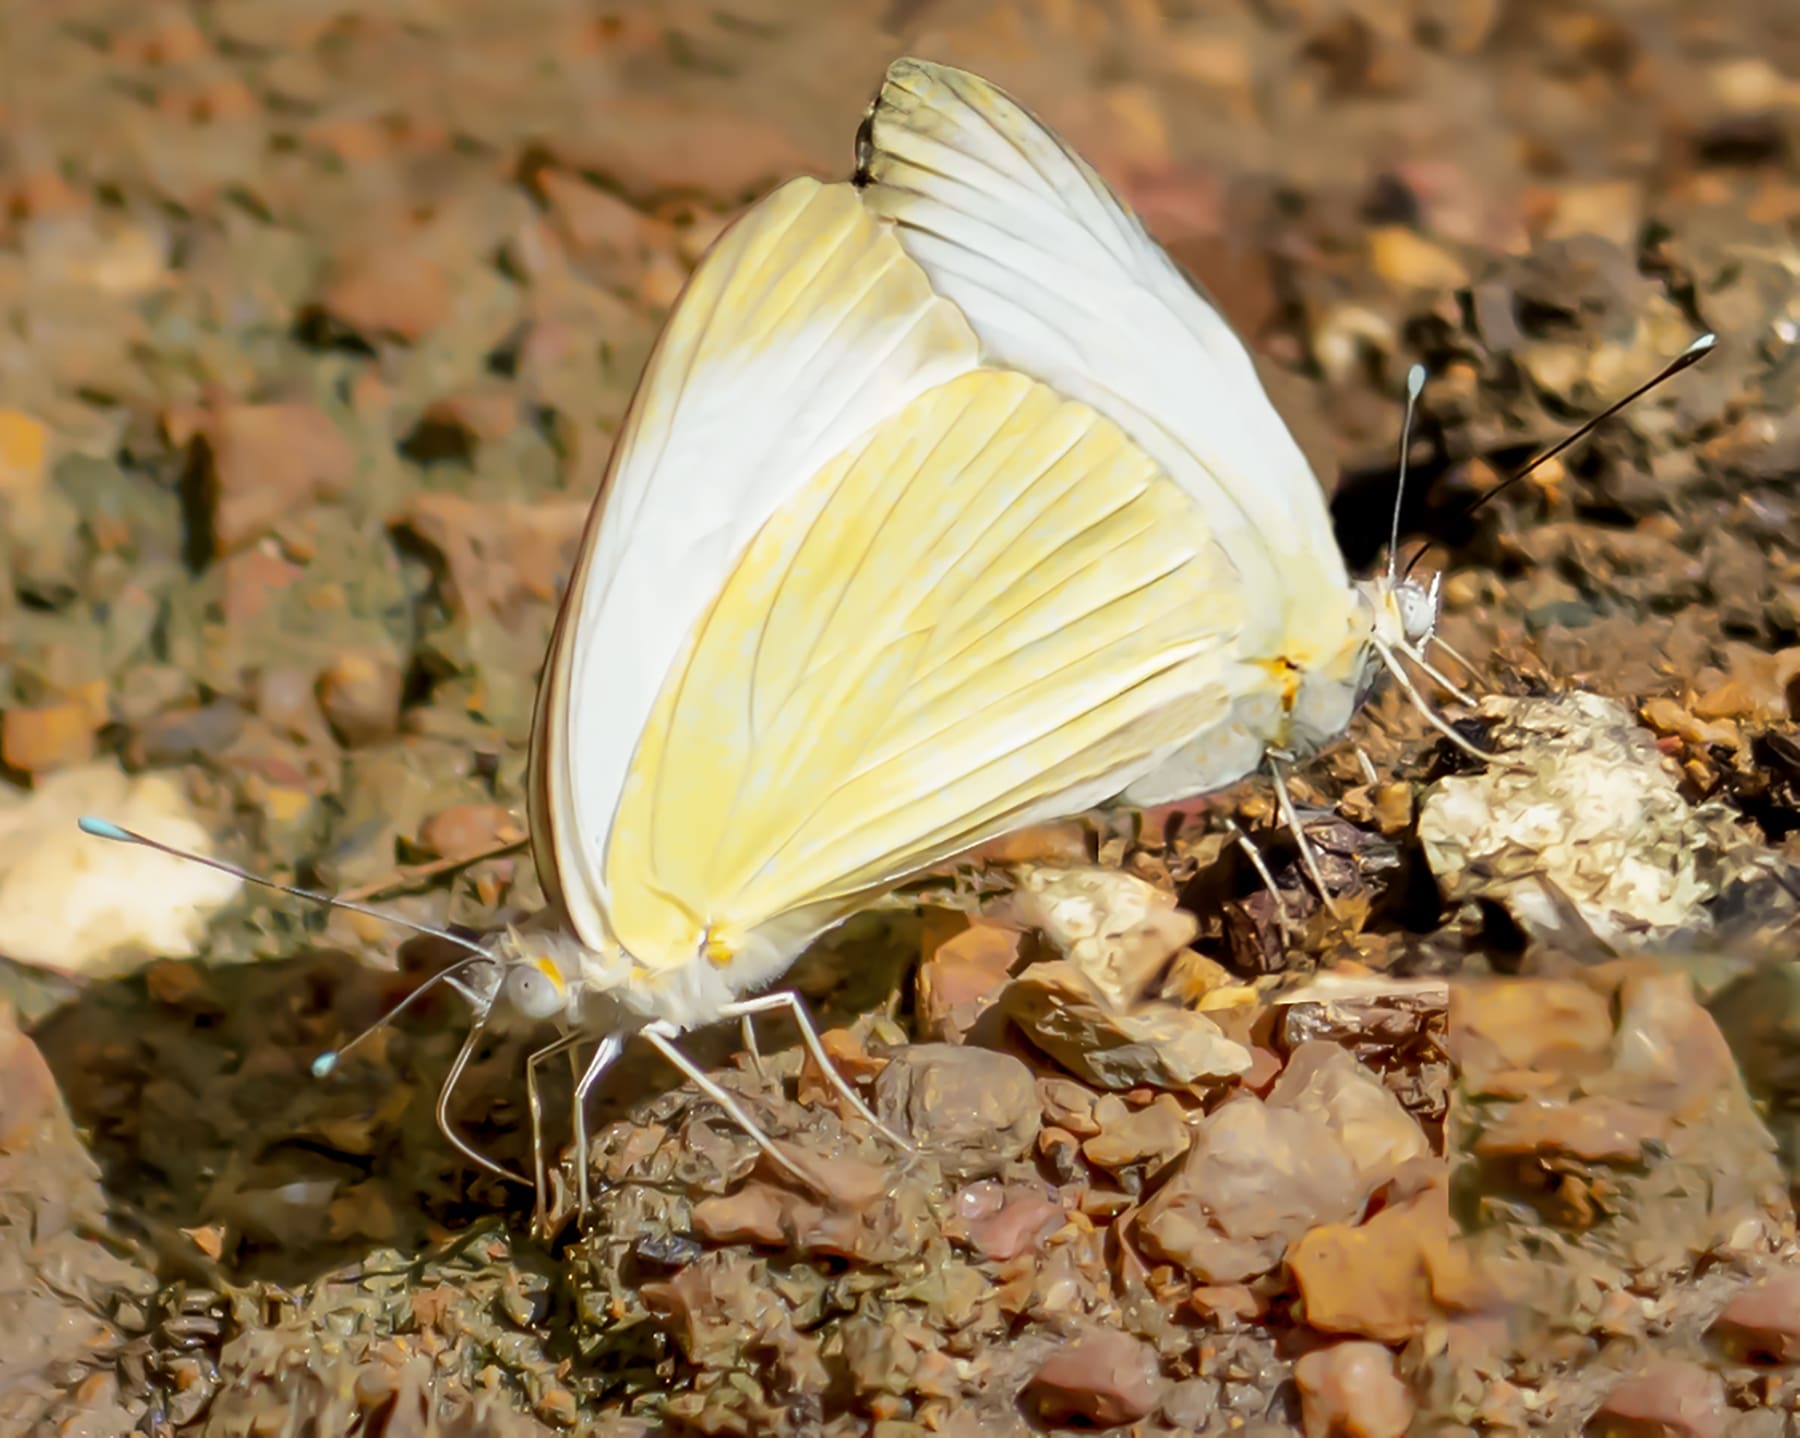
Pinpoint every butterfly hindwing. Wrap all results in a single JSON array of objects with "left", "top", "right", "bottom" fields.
[{"left": 604, "top": 368, "right": 1248, "bottom": 967}]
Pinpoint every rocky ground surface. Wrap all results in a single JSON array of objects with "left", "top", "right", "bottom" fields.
[{"left": 3, "top": 1, "right": 1800, "bottom": 1435}]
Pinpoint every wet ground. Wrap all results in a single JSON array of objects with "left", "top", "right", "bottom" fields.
[{"left": 2, "top": 1, "right": 1800, "bottom": 1434}]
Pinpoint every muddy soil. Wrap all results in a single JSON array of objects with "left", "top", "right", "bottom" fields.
[{"left": 2, "top": 2, "right": 1798, "bottom": 1435}]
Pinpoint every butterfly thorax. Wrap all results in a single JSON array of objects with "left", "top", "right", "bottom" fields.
[
  {"left": 494, "top": 912, "right": 794, "bottom": 1035},
  {"left": 1273, "top": 574, "right": 1438, "bottom": 758}
]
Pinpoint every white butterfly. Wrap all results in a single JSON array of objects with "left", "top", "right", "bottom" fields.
[
  {"left": 76, "top": 59, "right": 1452, "bottom": 1227},
  {"left": 439, "top": 57, "right": 1465, "bottom": 1221},
  {"left": 79, "top": 57, "right": 1708, "bottom": 1228}
]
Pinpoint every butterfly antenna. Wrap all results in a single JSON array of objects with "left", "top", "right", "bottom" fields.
[
  {"left": 1388, "top": 363, "right": 1427, "bottom": 584},
  {"left": 1402, "top": 332, "right": 1716, "bottom": 579},
  {"left": 78, "top": 816, "right": 491, "bottom": 960},
  {"left": 78, "top": 817, "right": 502, "bottom": 1076},
  {"left": 310, "top": 952, "right": 498, "bottom": 1077}
]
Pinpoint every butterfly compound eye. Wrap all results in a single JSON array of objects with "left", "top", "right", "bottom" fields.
[{"left": 501, "top": 963, "right": 564, "bottom": 1020}]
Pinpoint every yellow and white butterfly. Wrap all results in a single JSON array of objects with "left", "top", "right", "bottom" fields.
[
  {"left": 86, "top": 58, "right": 1478, "bottom": 1226},
  {"left": 504, "top": 57, "right": 1477, "bottom": 1208}
]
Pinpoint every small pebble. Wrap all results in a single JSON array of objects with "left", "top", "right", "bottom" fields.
[
  {"left": 1294, "top": 1341, "right": 1415, "bottom": 1438},
  {"left": 1588, "top": 1358, "right": 1727, "bottom": 1438},
  {"left": 1, "top": 703, "right": 97, "bottom": 773},
  {"left": 1026, "top": 1328, "right": 1163, "bottom": 1428},
  {"left": 317, "top": 650, "right": 405, "bottom": 747},
  {"left": 1710, "top": 1271, "right": 1800, "bottom": 1364},
  {"left": 874, "top": 1044, "right": 1039, "bottom": 1180}
]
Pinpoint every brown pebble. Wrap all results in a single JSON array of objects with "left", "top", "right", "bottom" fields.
[
  {"left": 0, "top": 1003, "right": 59, "bottom": 1150},
  {"left": 1367, "top": 224, "right": 1469, "bottom": 290},
  {"left": 691, "top": 1183, "right": 794, "bottom": 1247},
  {"left": 916, "top": 914, "right": 1019, "bottom": 1043},
  {"left": 1691, "top": 678, "right": 1754, "bottom": 721},
  {"left": 0, "top": 409, "right": 49, "bottom": 497},
  {"left": 1268, "top": 1043, "right": 1430, "bottom": 1193},
  {"left": 1240, "top": 1045, "right": 1284, "bottom": 1093},
  {"left": 1473, "top": 1094, "right": 1668, "bottom": 1163},
  {"left": 316, "top": 650, "right": 404, "bottom": 747},
  {"left": 1082, "top": 1091, "right": 1191, "bottom": 1172},
  {"left": 1190, "top": 1283, "right": 1262, "bottom": 1324},
  {"left": 1710, "top": 1271, "right": 1800, "bottom": 1364},
  {"left": 1134, "top": 1094, "right": 1366, "bottom": 1284},
  {"left": 319, "top": 246, "right": 450, "bottom": 341},
  {"left": 534, "top": 1385, "right": 578, "bottom": 1427},
  {"left": 874, "top": 1043, "right": 1039, "bottom": 1180},
  {"left": 953, "top": 1182, "right": 1063, "bottom": 1261},
  {"left": 1588, "top": 1359, "right": 1727, "bottom": 1438},
  {"left": 1026, "top": 1328, "right": 1163, "bottom": 1427},
  {"left": 251, "top": 666, "right": 328, "bottom": 742},
  {"left": 1451, "top": 976, "right": 1616, "bottom": 1093},
  {"left": 1038, "top": 1076, "right": 1102, "bottom": 1137},
  {"left": 418, "top": 803, "right": 516, "bottom": 859},
  {"left": 422, "top": 389, "right": 518, "bottom": 445},
  {"left": 1, "top": 703, "right": 97, "bottom": 774},
  {"left": 1294, "top": 1341, "right": 1415, "bottom": 1438},
  {"left": 199, "top": 402, "right": 356, "bottom": 552},
  {"left": 1289, "top": 1184, "right": 1445, "bottom": 1343}
]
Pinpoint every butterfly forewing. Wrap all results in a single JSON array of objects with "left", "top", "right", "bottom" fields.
[
  {"left": 855, "top": 58, "right": 1352, "bottom": 651},
  {"left": 528, "top": 177, "right": 981, "bottom": 954}
]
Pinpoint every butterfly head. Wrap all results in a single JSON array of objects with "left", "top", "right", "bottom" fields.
[
  {"left": 1364, "top": 571, "right": 1440, "bottom": 648},
  {"left": 486, "top": 926, "right": 594, "bottom": 1024},
  {"left": 1350, "top": 570, "right": 1441, "bottom": 705}
]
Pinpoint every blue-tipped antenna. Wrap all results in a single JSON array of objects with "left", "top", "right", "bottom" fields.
[
  {"left": 78, "top": 815, "right": 490, "bottom": 958},
  {"left": 78, "top": 813, "right": 499, "bottom": 1077}
]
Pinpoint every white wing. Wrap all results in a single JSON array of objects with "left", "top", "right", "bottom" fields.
[
  {"left": 528, "top": 177, "right": 981, "bottom": 955},
  {"left": 854, "top": 58, "right": 1350, "bottom": 654}
]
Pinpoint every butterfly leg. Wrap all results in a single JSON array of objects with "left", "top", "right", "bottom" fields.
[
  {"left": 1395, "top": 640, "right": 1476, "bottom": 708},
  {"left": 716, "top": 990, "right": 912, "bottom": 1153},
  {"left": 524, "top": 1028, "right": 585, "bottom": 1236},
  {"left": 1372, "top": 641, "right": 1494, "bottom": 761},
  {"left": 436, "top": 1016, "right": 534, "bottom": 1189},
  {"left": 1225, "top": 816, "right": 1300, "bottom": 940},
  {"left": 1267, "top": 755, "right": 1344, "bottom": 921},
  {"left": 639, "top": 1020, "right": 825, "bottom": 1192},
  {"left": 739, "top": 1013, "right": 767, "bottom": 1082},
  {"left": 1426, "top": 632, "right": 1482, "bottom": 688},
  {"left": 570, "top": 1031, "right": 626, "bottom": 1225}
]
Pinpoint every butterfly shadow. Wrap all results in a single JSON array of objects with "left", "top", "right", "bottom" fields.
[
  {"left": 28, "top": 939, "right": 558, "bottom": 1289},
  {"left": 28, "top": 910, "right": 922, "bottom": 1291}
]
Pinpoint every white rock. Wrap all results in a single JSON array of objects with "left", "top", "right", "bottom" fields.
[
  {"left": 1419, "top": 693, "right": 1733, "bottom": 945},
  {"left": 0, "top": 763, "right": 240, "bottom": 972}
]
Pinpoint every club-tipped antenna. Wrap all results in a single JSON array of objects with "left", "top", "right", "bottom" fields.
[
  {"left": 79, "top": 815, "right": 502, "bottom": 1077},
  {"left": 1387, "top": 363, "right": 1427, "bottom": 583},
  {"left": 309, "top": 950, "right": 497, "bottom": 1077},
  {"left": 1402, "top": 332, "right": 1716, "bottom": 580},
  {"left": 79, "top": 816, "right": 491, "bottom": 960}
]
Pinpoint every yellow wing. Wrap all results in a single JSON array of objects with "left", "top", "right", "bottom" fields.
[
  {"left": 528, "top": 177, "right": 980, "bottom": 955},
  {"left": 604, "top": 368, "right": 1249, "bottom": 969}
]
